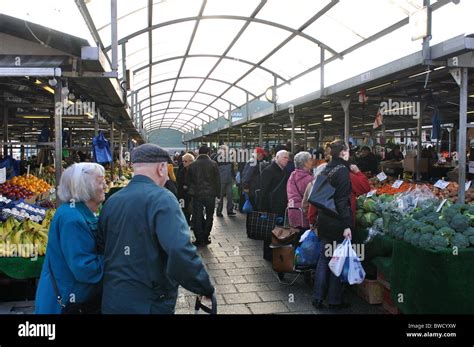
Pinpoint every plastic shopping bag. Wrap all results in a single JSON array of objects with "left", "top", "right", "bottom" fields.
[
  {"left": 294, "top": 230, "right": 320, "bottom": 268},
  {"left": 328, "top": 239, "right": 350, "bottom": 277},
  {"left": 347, "top": 243, "right": 366, "bottom": 285},
  {"left": 235, "top": 171, "right": 241, "bottom": 185},
  {"left": 242, "top": 193, "right": 253, "bottom": 213}
]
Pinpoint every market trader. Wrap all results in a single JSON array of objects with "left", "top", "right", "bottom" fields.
[{"left": 98, "top": 144, "right": 215, "bottom": 314}]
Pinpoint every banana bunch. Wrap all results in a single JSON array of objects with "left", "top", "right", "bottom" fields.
[{"left": 0, "top": 216, "right": 49, "bottom": 258}]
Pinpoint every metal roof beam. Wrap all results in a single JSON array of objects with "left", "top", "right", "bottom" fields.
[
  {"left": 133, "top": 54, "right": 288, "bottom": 83},
  {"left": 137, "top": 90, "right": 237, "bottom": 109}
]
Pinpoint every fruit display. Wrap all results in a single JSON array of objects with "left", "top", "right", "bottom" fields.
[
  {"left": 9, "top": 174, "right": 51, "bottom": 194},
  {"left": 1, "top": 202, "right": 47, "bottom": 223},
  {"left": 0, "top": 183, "right": 34, "bottom": 200},
  {"left": 35, "top": 165, "right": 56, "bottom": 186},
  {"left": 0, "top": 217, "right": 49, "bottom": 257}
]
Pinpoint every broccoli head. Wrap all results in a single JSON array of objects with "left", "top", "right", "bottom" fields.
[
  {"left": 451, "top": 233, "right": 470, "bottom": 249},
  {"left": 403, "top": 230, "right": 416, "bottom": 243},
  {"left": 420, "top": 224, "right": 436, "bottom": 234},
  {"left": 434, "top": 219, "right": 450, "bottom": 230},
  {"left": 430, "top": 235, "right": 450, "bottom": 250},
  {"left": 412, "top": 210, "right": 424, "bottom": 220},
  {"left": 469, "top": 236, "right": 474, "bottom": 247},
  {"left": 420, "top": 213, "right": 441, "bottom": 226},
  {"left": 418, "top": 233, "right": 434, "bottom": 249},
  {"left": 463, "top": 227, "right": 474, "bottom": 237},
  {"left": 449, "top": 214, "right": 470, "bottom": 233},
  {"left": 435, "top": 227, "right": 456, "bottom": 238},
  {"left": 410, "top": 233, "right": 421, "bottom": 247},
  {"left": 442, "top": 205, "right": 463, "bottom": 223}
]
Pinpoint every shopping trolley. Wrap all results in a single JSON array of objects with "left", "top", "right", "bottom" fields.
[{"left": 269, "top": 207, "right": 314, "bottom": 286}]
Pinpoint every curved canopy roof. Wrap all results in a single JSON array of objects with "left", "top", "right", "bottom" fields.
[{"left": 2, "top": 0, "right": 472, "bottom": 134}]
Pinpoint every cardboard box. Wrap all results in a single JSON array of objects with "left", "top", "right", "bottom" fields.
[
  {"left": 403, "top": 155, "right": 430, "bottom": 173},
  {"left": 356, "top": 279, "right": 383, "bottom": 304},
  {"left": 377, "top": 272, "right": 391, "bottom": 290},
  {"left": 382, "top": 287, "right": 400, "bottom": 314}
]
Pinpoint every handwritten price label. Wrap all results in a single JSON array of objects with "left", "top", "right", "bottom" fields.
[
  {"left": 392, "top": 180, "right": 404, "bottom": 189},
  {"left": 376, "top": 172, "right": 387, "bottom": 182}
]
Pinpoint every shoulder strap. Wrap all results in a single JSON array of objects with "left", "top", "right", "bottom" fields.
[
  {"left": 48, "top": 260, "right": 65, "bottom": 309},
  {"left": 327, "top": 164, "right": 346, "bottom": 179}
]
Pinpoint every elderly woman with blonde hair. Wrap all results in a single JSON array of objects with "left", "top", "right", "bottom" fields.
[{"left": 35, "top": 163, "right": 106, "bottom": 314}]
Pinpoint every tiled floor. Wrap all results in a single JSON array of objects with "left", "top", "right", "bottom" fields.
[{"left": 177, "top": 212, "right": 386, "bottom": 315}]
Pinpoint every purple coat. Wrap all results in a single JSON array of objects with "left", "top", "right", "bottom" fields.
[{"left": 286, "top": 168, "right": 313, "bottom": 228}]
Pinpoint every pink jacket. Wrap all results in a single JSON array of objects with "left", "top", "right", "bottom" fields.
[{"left": 286, "top": 168, "right": 313, "bottom": 228}]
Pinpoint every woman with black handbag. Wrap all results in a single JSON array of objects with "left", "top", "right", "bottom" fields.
[
  {"left": 311, "top": 140, "right": 353, "bottom": 310},
  {"left": 35, "top": 163, "right": 106, "bottom": 314}
]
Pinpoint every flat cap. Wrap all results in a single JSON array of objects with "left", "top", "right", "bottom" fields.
[{"left": 131, "top": 143, "right": 170, "bottom": 163}]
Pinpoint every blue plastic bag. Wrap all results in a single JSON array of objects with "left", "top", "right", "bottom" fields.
[
  {"left": 235, "top": 171, "right": 241, "bottom": 185},
  {"left": 295, "top": 230, "right": 320, "bottom": 268},
  {"left": 92, "top": 131, "right": 113, "bottom": 164},
  {"left": 242, "top": 193, "right": 253, "bottom": 213}
]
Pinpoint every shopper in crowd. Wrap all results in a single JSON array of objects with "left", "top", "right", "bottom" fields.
[
  {"left": 242, "top": 147, "right": 267, "bottom": 208},
  {"left": 215, "top": 145, "right": 236, "bottom": 217},
  {"left": 259, "top": 150, "right": 290, "bottom": 261},
  {"left": 307, "top": 162, "right": 370, "bottom": 233},
  {"left": 311, "top": 140, "right": 353, "bottom": 310},
  {"left": 97, "top": 144, "right": 214, "bottom": 314},
  {"left": 286, "top": 151, "right": 314, "bottom": 229},
  {"left": 35, "top": 163, "right": 106, "bottom": 314},
  {"left": 177, "top": 153, "right": 195, "bottom": 225},
  {"left": 356, "top": 146, "right": 379, "bottom": 174},
  {"left": 302, "top": 162, "right": 328, "bottom": 220},
  {"left": 187, "top": 145, "right": 221, "bottom": 246},
  {"left": 386, "top": 145, "right": 404, "bottom": 161}
]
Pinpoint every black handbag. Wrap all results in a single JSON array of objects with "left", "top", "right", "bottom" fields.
[
  {"left": 48, "top": 260, "right": 101, "bottom": 314},
  {"left": 308, "top": 164, "right": 345, "bottom": 217}
]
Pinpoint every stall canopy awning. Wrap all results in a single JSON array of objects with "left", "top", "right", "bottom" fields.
[{"left": 1, "top": 0, "right": 472, "bottom": 134}]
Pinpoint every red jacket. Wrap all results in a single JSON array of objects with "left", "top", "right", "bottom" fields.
[{"left": 308, "top": 171, "right": 370, "bottom": 228}]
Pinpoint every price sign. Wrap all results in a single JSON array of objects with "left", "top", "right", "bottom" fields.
[
  {"left": 392, "top": 180, "right": 404, "bottom": 189},
  {"left": 434, "top": 179, "right": 450, "bottom": 190},
  {"left": 376, "top": 172, "right": 387, "bottom": 182},
  {"left": 366, "top": 190, "right": 377, "bottom": 198},
  {"left": 0, "top": 167, "right": 6, "bottom": 184},
  {"left": 466, "top": 181, "right": 472, "bottom": 192}
]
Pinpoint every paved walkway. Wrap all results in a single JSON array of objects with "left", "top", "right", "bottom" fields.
[{"left": 177, "top": 212, "right": 385, "bottom": 314}]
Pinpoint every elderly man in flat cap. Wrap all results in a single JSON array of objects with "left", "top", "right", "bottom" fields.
[{"left": 98, "top": 143, "right": 215, "bottom": 314}]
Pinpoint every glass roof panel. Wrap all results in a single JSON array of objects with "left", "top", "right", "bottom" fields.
[
  {"left": 150, "top": 80, "right": 178, "bottom": 96},
  {"left": 175, "top": 78, "right": 205, "bottom": 91},
  {"left": 237, "top": 71, "right": 273, "bottom": 97},
  {"left": 262, "top": 36, "right": 321, "bottom": 80},
  {"left": 277, "top": 69, "right": 321, "bottom": 104},
  {"left": 189, "top": 19, "right": 246, "bottom": 56},
  {"left": 211, "top": 99, "right": 233, "bottom": 113},
  {"left": 149, "top": 94, "right": 172, "bottom": 104},
  {"left": 203, "top": 0, "right": 259, "bottom": 17},
  {"left": 180, "top": 57, "right": 220, "bottom": 78},
  {"left": 171, "top": 91, "right": 196, "bottom": 100},
  {"left": 209, "top": 59, "right": 251, "bottom": 83},
  {"left": 256, "top": 0, "right": 333, "bottom": 29},
  {"left": 191, "top": 93, "right": 220, "bottom": 106},
  {"left": 227, "top": 22, "right": 290, "bottom": 64},
  {"left": 151, "top": 22, "right": 196, "bottom": 61},
  {"left": 168, "top": 101, "right": 191, "bottom": 109},
  {"left": 222, "top": 88, "right": 247, "bottom": 108},
  {"left": 198, "top": 80, "right": 230, "bottom": 97},
  {"left": 152, "top": 0, "right": 202, "bottom": 26}
]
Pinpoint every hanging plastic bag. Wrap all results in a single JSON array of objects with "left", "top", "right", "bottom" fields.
[
  {"left": 92, "top": 131, "right": 113, "bottom": 164},
  {"left": 294, "top": 230, "right": 320, "bottom": 268},
  {"left": 235, "top": 171, "right": 241, "bottom": 185},
  {"left": 242, "top": 192, "right": 253, "bottom": 214},
  {"left": 328, "top": 239, "right": 350, "bottom": 277},
  {"left": 347, "top": 242, "right": 366, "bottom": 285}
]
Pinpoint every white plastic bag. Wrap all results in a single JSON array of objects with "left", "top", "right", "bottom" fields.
[
  {"left": 328, "top": 239, "right": 350, "bottom": 277},
  {"left": 347, "top": 242, "right": 366, "bottom": 285}
]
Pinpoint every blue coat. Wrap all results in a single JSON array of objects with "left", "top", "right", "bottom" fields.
[
  {"left": 98, "top": 175, "right": 214, "bottom": 314},
  {"left": 35, "top": 203, "right": 104, "bottom": 314}
]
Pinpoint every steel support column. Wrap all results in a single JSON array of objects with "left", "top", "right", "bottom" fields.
[{"left": 458, "top": 68, "right": 468, "bottom": 204}]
